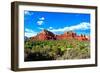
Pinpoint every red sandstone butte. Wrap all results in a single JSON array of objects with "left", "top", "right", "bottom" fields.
[{"left": 31, "top": 29, "right": 89, "bottom": 41}]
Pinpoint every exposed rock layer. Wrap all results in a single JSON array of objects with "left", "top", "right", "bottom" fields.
[{"left": 31, "top": 29, "right": 89, "bottom": 41}]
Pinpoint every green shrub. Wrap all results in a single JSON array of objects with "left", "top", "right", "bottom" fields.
[{"left": 24, "top": 39, "right": 90, "bottom": 61}]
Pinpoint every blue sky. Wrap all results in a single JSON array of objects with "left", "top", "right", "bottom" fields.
[{"left": 24, "top": 10, "right": 90, "bottom": 37}]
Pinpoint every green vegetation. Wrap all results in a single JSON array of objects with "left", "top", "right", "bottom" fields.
[{"left": 24, "top": 39, "right": 90, "bottom": 61}]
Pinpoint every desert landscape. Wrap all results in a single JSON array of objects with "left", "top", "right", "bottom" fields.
[{"left": 24, "top": 29, "right": 90, "bottom": 61}]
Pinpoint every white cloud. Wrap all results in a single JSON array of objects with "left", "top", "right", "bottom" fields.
[
  {"left": 37, "top": 17, "right": 45, "bottom": 25},
  {"left": 24, "top": 11, "right": 30, "bottom": 15},
  {"left": 25, "top": 28, "right": 33, "bottom": 33},
  {"left": 24, "top": 11, "right": 33, "bottom": 15},
  {"left": 38, "top": 27, "right": 53, "bottom": 30},
  {"left": 25, "top": 28, "right": 37, "bottom": 37},
  {"left": 38, "top": 27, "right": 44, "bottom": 30},
  {"left": 48, "top": 22, "right": 90, "bottom": 33},
  {"left": 49, "top": 27, "right": 53, "bottom": 29},
  {"left": 37, "top": 20, "right": 43, "bottom": 25},
  {"left": 39, "top": 17, "right": 45, "bottom": 20}
]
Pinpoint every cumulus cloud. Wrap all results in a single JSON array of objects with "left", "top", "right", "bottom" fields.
[
  {"left": 49, "top": 27, "right": 53, "bottom": 29},
  {"left": 24, "top": 11, "right": 33, "bottom": 15},
  {"left": 38, "top": 27, "right": 53, "bottom": 30},
  {"left": 48, "top": 22, "right": 90, "bottom": 33},
  {"left": 39, "top": 17, "right": 45, "bottom": 20},
  {"left": 37, "top": 17, "right": 45, "bottom": 26},
  {"left": 37, "top": 21, "right": 44, "bottom": 25},
  {"left": 25, "top": 28, "right": 37, "bottom": 37},
  {"left": 24, "top": 11, "right": 32, "bottom": 15}
]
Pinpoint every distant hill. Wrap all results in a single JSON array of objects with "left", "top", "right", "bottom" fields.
[
  {"left": 30, "top": 29, "right": 89, "bottom": 41},
  {"left": 24, "top": 36, "right": 28, "bottom": 41}
]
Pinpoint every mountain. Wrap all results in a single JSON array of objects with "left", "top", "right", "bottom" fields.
[
  {"left": 56, "top": 31, "right": 89, "bottom": 41},
  {"left": 35, "top": 29, "right": 56, "bottom": 40},
  {"left": 30, "top": 29, "right": 89, "bottom": 41},
  {"left": 56, "top": 31, "right": 77, "bottom": 40},
  {"left": 24, "top": 36, "right": 28, "bottom": 41}
]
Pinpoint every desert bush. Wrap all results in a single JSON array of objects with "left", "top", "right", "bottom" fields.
[{"left": 24, "top": 39, "right": 90, "bottom": 61}]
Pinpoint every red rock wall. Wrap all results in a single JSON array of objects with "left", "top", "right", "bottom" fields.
[{"left": 31, "top": 30, "right": 89, "bottom": 41}]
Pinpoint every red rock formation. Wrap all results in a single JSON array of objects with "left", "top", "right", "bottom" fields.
[
  {"left": 36, "top": 29, "right": 56, "bottom": 40},
  {"left": 31, "top": 30, "right": 89, "bottom": 41},
  {"left": 76, "top": 34, "right": 90, "bottom": 41},
  {"left": 56, "top": 31, "right": 77, "bottom": 40}
]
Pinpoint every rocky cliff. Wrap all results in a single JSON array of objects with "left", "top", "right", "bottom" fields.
[{"left": 31, "top": 29, "right": 89, "bottom": 41}]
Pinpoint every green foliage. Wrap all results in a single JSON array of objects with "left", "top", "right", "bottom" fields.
[
  {"left": 25, "top": 41, "right": 33, "bottom": 49},
  {"left": 24, "top": 39, "right": 90, "bottom": 61}
]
